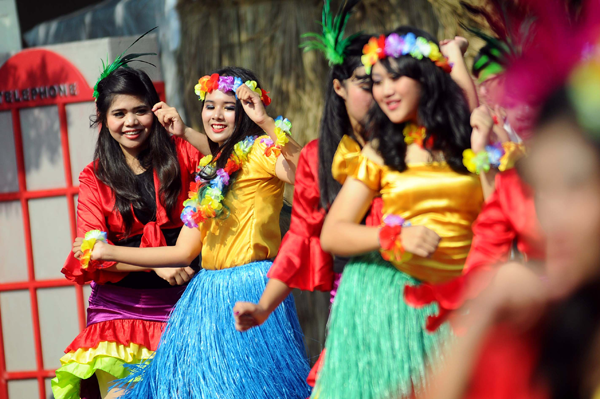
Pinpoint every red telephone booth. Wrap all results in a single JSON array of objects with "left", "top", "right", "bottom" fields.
[{"left": 0, "top": 48, "right": 164, "bottom": 399}]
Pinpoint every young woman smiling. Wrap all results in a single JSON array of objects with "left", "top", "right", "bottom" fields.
[
  {"left": 75, "top": 66, "right": 311, "bottom": 398},
  {"left": 52, "top": 66, "right": 203, "bottom": 399}
]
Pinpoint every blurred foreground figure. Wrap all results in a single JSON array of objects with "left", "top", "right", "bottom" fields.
[{"left": 423, "top": 0, "right": 600, "bottom": 394}]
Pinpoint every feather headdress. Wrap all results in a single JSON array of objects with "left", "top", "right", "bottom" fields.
[
  {"left": 460, "top": 0, "right": 536, "bottom": 81},
  {"left": 93, "top": 27, "right": 158, "bottom": 99},
  {"left": 300, "top": 0, "right": 362, "bottom": 66}
]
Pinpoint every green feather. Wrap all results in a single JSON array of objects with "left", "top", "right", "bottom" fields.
[
  {"left": 299, "top": 0, "right": 362, "bottom": 66},
  {"left": 93, "top": 27, "right": 158, "bottom": 99}
]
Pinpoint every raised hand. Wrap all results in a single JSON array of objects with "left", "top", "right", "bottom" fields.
[
  {"left": 153, "top": 102, "right": 187, "bottom": 136},
  {"left": 470, "top": 105, "right": 494, "bottom": 152},
  {"left": 235, "top": 84, "right": 270, "bottom": 127}
]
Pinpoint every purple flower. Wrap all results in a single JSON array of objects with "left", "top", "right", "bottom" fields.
[
  {"left": 216, "top": 169, "right": 230, "bottom": 185},
  {"left": 218, "top": 76, "right": 235, "bottom": 93},
  {"left": 385, "top": 33, "right": 405, "bottom": 58},
  {"left": 181, "top": 208, "right": 198, "bottom": 229},
  {"left": 384, "top": 214, "right": 405, "bottom": 227},
  {"left": 261, "top": 137, "right": 274, "bottom": 146}
]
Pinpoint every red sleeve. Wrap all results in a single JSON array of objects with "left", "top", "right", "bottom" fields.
[
  {"left": 464, "top": 173, "right": 516, "bottom": 273},
  {"left": 173, "top": 136, "right": 202, "bottom": 175},
  {"left": 61, "top": 165, "right": 126, "bottom": 285},
  {"left": 267, "top": 140, "right": 334, "bottom": 291}
]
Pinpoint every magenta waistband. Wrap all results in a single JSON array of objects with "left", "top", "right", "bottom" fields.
[{"left": 87, "top": 281, "right": 186, "bottom": 326}]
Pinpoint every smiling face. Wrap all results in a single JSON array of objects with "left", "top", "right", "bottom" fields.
[
  {"left": 371, "top": 59, "right": 421, "bottom": 124},
  {"left": 106, "top": 94, "right": 153, "bottom": 158},
  {"left": 202, "top": 90, "right": 237, "bottom": 146},
  {"left": 526, "top": 119, "right": 600, "bottom": 298}
]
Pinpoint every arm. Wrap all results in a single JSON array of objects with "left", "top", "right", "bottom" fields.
[
  {"left": 92, "top": 225, "right": 203, "bottom": 267},
  {"left": 233, "top": 279, "right": 293, "bottom": 332},
  {"left": 320, "top": 177, "right": 380, "bottom": 256},
  {"left": 153, "top": 102, "right": 211, "bottom": 155},
  {"left": 470, "top": 105, "right": 497, "bottom": 199},
  {"left": 235, "top": 85, "right": 301, "bottom": 184},
  {"left": 441, "top": 37, "right": 479, "bottom": 111}
]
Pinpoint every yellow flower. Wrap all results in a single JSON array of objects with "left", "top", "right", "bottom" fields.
[
  {"left": 499, "top": 142, "right": 527, "bottom": 171},
  {"left": 198, "top": 155, "right": 213, "bottom": 168}
]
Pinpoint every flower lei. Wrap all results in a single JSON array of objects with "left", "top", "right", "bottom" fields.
[
  {"left": 80, "top": 230, "right": 107, "bottom": 269},
  {"left": 260, "top": 116, "right": 292, "bottom": 157},
  {"left": 463, "top": 142, "right": 527, "bottom": 174},
  {"left": 403, "top": 123, "right": 433, "bottom": 150},
  {"left": 181, "top": 135, "right": 257, "bottom": 229},
  {"left": 362, "top": 33, "right": 452, "bottom": 75},
  {"left": 194, "top": 74, "right": 272, "bottom": 106},
  {"left": 379, "top": 215, "right": 412, "bottom": 264}
]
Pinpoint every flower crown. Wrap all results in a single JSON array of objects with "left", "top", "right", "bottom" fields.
[
  {"left": 194, "top": 74, "right": 271, "bottom": 106},
  {"left": 361, "top": 33, "right": 452, "bottom": 75}
]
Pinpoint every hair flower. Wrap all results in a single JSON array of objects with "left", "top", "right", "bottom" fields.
[
  {"left": 361, "top": 35, "right": 386, "bottom": 74},
  {"left": 384, "top": 33, "right": 405, "bottom": 58},
  {"left": 218, "top": 76, "right": 235, "bottom": 93},
  {"left": 362, "top": 32, "right": 451, "bottom": 74},
  {"left": 194, "top": 74, "right": 271, "bottom": 105}
]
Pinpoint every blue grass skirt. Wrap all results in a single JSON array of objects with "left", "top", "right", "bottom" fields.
[{"left": 115, "top": 260, "right": 312, "bottom": 398}]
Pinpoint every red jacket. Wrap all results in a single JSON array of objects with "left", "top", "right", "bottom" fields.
[{"left": 62, "top": 136, "right": 201, "bottom": 284}]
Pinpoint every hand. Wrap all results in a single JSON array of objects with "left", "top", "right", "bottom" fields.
[
  {"left": 235, "top": 84, "right": 270, "bottom": 127},
  {"left": 152, "top": 102, "right": 187, "bottom": 136},
  {"left": 73, "top": 237, "right": 84, "bottom": 259},
  {"left": 480, "top": 262, "right": 548, "bottom": 330},
  {"left": 401, "top": 225, "right": 441, "bottom": 258},
  {"left": 440, "top": 36, "right": 469, "bottom": 57},
  {"left": 233, "top": 302, "right": 271, "bottom": 332},
  {"left": 154, "top": 266, "right": 196, "bottom": 286},
  {"left": 470, "top": 105, "right": 494, "bottom": 152}
]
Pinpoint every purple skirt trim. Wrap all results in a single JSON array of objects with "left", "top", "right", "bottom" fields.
[{"left": 86, "top": 281, "right": 186, "bottom": 326}]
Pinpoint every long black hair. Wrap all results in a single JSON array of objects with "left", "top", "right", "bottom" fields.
[
  {"left": 92, "top": 67, "right": 182, "bottom": 236},
  {"left": 197, "top": 66, "right": 264, "bottom": 180},
  {"left": 365, "top": 26, "right": 472, "bottom": 174},
  {"left": 318, "top": 34, "right": 372, "bottom": 209}
]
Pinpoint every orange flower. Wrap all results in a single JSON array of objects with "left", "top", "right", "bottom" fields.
[{"left": 361, "top": 35, "right": 386, "bottom": 74}]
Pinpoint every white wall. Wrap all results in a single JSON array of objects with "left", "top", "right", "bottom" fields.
[{"left": 0, "top": 0, "right": 21, "bottom": 53}]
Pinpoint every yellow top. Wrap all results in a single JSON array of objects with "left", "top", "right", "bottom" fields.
[
  {"left": 331, "top": 135, "right": 362, "bottom": 184},
  {"left": 200, "top": 135, "right": 284, "bottom": 270},
  {"left": 346, "top": 154, "right": 483, "bottom": 284}
]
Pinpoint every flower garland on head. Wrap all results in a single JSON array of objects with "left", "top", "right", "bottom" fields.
[
  {"left": 194, "top": 74, "right": 271, "bottom": 106},
  {"left": 181, "top": 135, "right": 257, "bottom": 229},
  {"left": 362, "top": 32, "right": 452, "bottom": 75},
  {"left": 80, "top": 230, "right": 108, "bottom": 269},
  {"left": 462, "top": 142, "right": 526, "bottom": 174},
  {"left": 260, "top": 116, "right": 292, "bottom": 157}
]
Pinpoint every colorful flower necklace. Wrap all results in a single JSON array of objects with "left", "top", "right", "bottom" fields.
[
  {"left": 403, "top": 123, "right": 433, "bottom": 150},
  {"left": 181, "top": 135, "right": 257, "bottom": 229}
]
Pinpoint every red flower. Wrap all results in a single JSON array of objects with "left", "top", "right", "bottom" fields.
[
  {"left": 260, "top": 89, "right": 272, "bottom": 106},
  {"left": 207, "top": 73, "right": 220, "bottom": 93},
  {"left": 379, "top": 224, "right": 402, "bottom": 250}
]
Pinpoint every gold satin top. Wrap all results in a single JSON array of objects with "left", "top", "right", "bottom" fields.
[
  {"left": 331, "top": 135, "right": 362, "bottom": 184},
  {"left": 200, "top": 135, "right": 284, "bottom": 270},
  {"left": 343, "top": 153, "right": 484, "bottom": 284}
]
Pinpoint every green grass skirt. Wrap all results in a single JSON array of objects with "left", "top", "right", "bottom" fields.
[{"left": 312, "top": 252, "right": 452, "bottom": 399}]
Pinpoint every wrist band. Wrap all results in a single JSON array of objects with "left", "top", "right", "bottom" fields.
[
  {"left": 261, "top": 116, "right": 292, "bottom": 157},
  {"left": 463, "top": 142, "right": 526, "bottom": 174},
  {"left": 379, "top": 215, "right": 412, "bottom": 264},
  {"left": 80, "top": 230, "right": 107, "bottom": 269}
]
